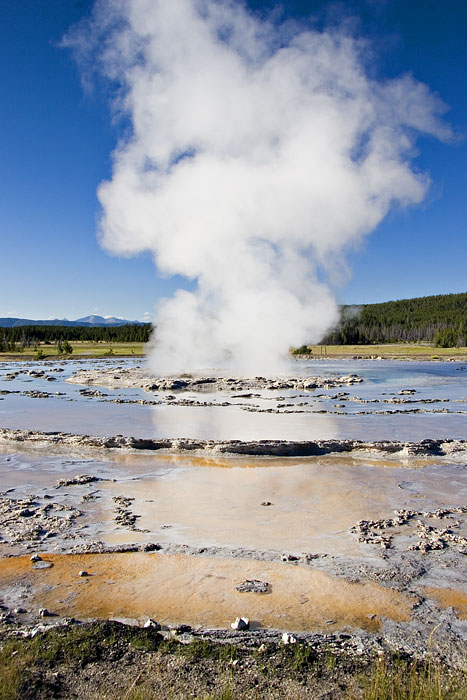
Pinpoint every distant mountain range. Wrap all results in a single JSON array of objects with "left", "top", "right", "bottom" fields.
[{"left": 0, "top": 315, "right": 146, "bottom": 328}]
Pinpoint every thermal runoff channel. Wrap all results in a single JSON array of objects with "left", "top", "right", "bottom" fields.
[{"left": 67, "top": 0, "right": 451, "bottom": 374}]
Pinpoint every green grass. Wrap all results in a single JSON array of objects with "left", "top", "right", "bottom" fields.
[
  {"left": 1, "top": 341, "right": 467, "bottom": 362},
  {"left": 281, "top": 641, "right": 316, "bottom": 671},
  {"left": 301, "top": 343, "right": 467, "bottom": 358},
  {"left": 359, "top": 655, "right": 467, "bottom": 700},
  {"left": 2, "top": 623, "right": 467, "bottom": 700},
  {"left": 156, "top": 637, "right": 237, "bottom": 663},
  {"left": 69, "top": 342, "right": 145, "bottom": 357},
  {"left": 0, "top": 341, "right": 146, "bottom": 359},
  {"left": 0, "top": 621, "right": 165, "bottom": 699}
]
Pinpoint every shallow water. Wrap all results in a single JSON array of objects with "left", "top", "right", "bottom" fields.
[
  {"left": 1, "top": 446, "right": 466, "bottom": 558},
  {"left": 0, "top": 552, "right": 413, "bottom": 632},
  {"left": 1, "top": 358, "right": 467, "bottom": 441}
]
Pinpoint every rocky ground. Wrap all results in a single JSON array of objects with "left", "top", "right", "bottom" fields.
[
  {"left": 4, "top": 618, "right": 467, "bottom": 700},
  {"left": 1, "top": 426, "right": 466, "bottom": 456}
]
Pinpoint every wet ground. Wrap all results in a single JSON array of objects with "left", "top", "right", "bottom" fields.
[
  {"left": 1, "top": 447, "right": 466, "bottom": 557},
  {"left": 0, "top": 358, "right": 466, "bottom": 659}
]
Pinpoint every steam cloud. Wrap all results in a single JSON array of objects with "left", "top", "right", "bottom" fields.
[{"left": 68, "top": 0, "right": 450, "bottom": 374}]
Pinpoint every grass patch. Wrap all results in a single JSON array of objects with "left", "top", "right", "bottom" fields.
[
  {"left": 280, "top": 641, "right": 316, "bottom": 671},
  {"left": 0, "top": 341, "right": 146, "bottom": 360},
  {"left": 61, "top": 341, "right": 145, "bottom": 357},
  {"left": 197, "top": 686, "right": 235, "bottom": 700},
  {"left": 358, "top": 655, "right": 467, "bottom": 700},
  {"left": 1, "top": 341, "right": 467, "bottom": 362},
  {"left": 0, "top": 622, "right": 162, "bottom": 669},
  {"left": 157, "top": 637, "right": 237, "bottom": 664},
  {"left": 2, "top": 623, "right": 467, "bottom": 700},
  {"left": 305, "top": 343, "right": 467, "bottom": 358},
  {"left": 0, "top": 642, "right": 35, "bottom": 700}
]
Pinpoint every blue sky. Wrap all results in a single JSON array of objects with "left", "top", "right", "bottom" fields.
[{"left": 0, "top": 0, "right": 465, "bottom": 321}]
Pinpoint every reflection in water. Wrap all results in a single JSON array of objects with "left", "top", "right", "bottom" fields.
[
  {"left": 102, "top": 458, "right": 467, "bottom": 555},
  {"left": 103, "top": 460, "right": 396, "bottom": 555},
  {"left": 1, "top": 446, "right": 466, "bottom": 559},
  {"left": 150, "top": 402, "right": 340, "bottom": 441}
]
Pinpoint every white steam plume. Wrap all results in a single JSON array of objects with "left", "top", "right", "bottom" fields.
[{"left": 67, "top": 0, "right": 450, "bottom": 375}]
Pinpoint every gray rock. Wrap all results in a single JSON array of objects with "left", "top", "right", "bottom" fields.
[
  {"left": 236, "top": 579, "right": 269, "bottom": 594},
  {"left": 56, "top": 474, "right": 100, "bottom": 488},
  {"left": 1, "top": 426, "right": 466, "bottom": 458},
  {"left": 32, "top": 561, "right": 53, "bottom": 570},
  {"left": 141, "top": 543, "right": 161, "bottom": 552},
  {"left": 19, "top": 508, "right": 36, "bottom": 517}
]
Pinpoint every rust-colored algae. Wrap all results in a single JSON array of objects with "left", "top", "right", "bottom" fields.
[
  {"left": 423, "top": 587, "right": 467, "bottom": 619},
  {"left": 0, "top": 552, "right": 413, "bottom": 632}
]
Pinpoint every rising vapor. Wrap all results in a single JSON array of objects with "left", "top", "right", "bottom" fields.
[{"left": 66, "top": 0, "right": 451, "bottom": 374}]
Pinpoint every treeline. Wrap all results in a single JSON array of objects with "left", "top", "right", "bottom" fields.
[
  {"left": 0, "top": 323, "right": 152, "bottom": 352},
  {"left": 321, "top": 293, "right": 467, "bottom": 347}
]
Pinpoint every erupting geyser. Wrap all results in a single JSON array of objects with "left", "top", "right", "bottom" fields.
[{"left": 67, "top": 0, "right": 451, "bottom": 374}]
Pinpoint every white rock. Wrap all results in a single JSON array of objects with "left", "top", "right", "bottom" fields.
[
  {"left": 231, "top": 616, "right": 249, "bottom": 631},
  {"left": 143, "top": 618, "right": 161, "bottom": 630},
  {"left": 282, "top": 632, "right": 297, "bottom": 645}
]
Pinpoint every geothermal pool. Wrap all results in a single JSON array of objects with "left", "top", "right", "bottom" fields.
[
  {"left": 0, "top": 357, "right": 466, "bottom": 657},
  {"left": 1, "top": 357, "right": 467, "bottom": 441}
]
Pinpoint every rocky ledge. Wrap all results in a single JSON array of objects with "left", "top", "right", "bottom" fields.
[
  {"left": 66, "top": 367, "right": 363, "bottom": 392},
  {"left": 0, "top": 427, "right": 465, "bottom": 457}
]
